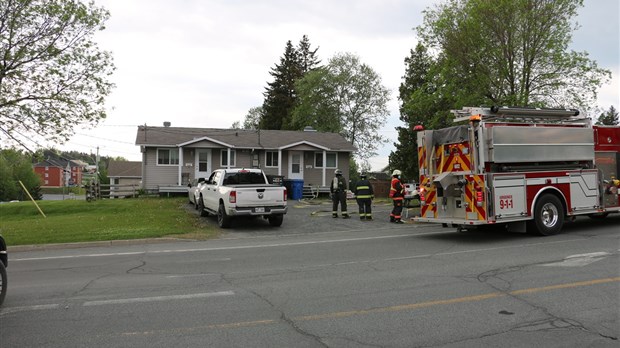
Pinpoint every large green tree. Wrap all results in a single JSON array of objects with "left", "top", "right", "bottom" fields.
[
  {"left": 292, "top": 52, "right": 390, "bottom": 162},
  {"left": 0, "top": 0, "right": 115, "bottom": 149},
  {"left": 0, "top": 148, "right": 42, "bottom": 201},
  {"left": 418, "top": 0, "right": 609, "bottom": 113},
  {"left": 596, "top": 106, "right": 619, "bottom": 126},
  {"left": 259, "top": 36, "right": 320, "bottom": 130}
]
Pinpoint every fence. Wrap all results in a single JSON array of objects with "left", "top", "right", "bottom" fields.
[{"left": 85, "top": 182, "right": 139, "bottom": 201}]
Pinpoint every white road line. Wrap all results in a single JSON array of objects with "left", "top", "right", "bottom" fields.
[
  {"left": 82, "top": 291, "right": 234, "bottom": 307},
  {"left": 12, "top": 233, "right": 591, "bottom": 262},
  {"left": 0, "top": 304, "right": 60, "bottom": 316},
  {"left": 165, "top": 273, "right": 221, "bottom": 278},
  {"left": 11, "top": 234, "right": 426, "bottom": 261}
]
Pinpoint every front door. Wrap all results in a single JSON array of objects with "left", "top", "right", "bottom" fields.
[
  {"left": 288, "top": 151, "right": 304, "bottom": 180},
  {"left": 195, "top": 149, "right": 212, "bottom": 180}
]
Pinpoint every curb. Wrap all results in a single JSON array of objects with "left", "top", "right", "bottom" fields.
[{"left": 8, "top": 237, "right": 187, "bottom": 253}]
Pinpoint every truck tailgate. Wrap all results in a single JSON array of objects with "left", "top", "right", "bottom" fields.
[{"left": 233, "top": 186, "right": 286, "bottom": 206}]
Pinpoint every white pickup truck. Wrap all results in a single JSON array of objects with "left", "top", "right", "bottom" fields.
[{"left": 197, "top": 168, "right": 288, "bottom": 228}]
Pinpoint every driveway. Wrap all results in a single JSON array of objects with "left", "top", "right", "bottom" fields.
[{"left": 190, "top": 198, "right": 420, "bottom": 237}]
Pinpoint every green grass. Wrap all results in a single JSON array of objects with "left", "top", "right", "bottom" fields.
[{"left": 0, "top": 198, "right": 218, "bottom": 246}]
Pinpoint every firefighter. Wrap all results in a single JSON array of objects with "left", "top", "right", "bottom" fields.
[
  {"left": 330, "top": 169, "right": 350, "bottom": 218},
  {"left": 389, "top": 169, "right": 405, "bottom": 223},
  {"left": 354, "top": 172, "right": 374, "bottom": 220}
]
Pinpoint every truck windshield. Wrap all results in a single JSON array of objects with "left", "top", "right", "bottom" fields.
[{"left": 223, "top": 172, "right": 267, "bottom": 185}]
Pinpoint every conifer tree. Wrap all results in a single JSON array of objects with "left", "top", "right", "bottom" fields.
[{"left": 259, "top": 36, "right": 319, "bottom": 130}]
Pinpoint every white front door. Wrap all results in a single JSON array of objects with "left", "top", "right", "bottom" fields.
[
  {"left": 288, "top": 151, "right": 304, "bottom": 180},
  {"left": 195, "top": 149, "right": 212, "bottom": 180}
]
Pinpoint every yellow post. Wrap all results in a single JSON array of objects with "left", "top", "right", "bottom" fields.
[{"left": 18, "top": 180, "right": 46, "bottom": 218}]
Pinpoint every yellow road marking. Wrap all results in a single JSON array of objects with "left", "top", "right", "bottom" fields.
[{"left": 122, "top": 277, "right": 620, "bottom": 336}]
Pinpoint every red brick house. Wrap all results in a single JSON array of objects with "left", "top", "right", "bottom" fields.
[{"left": 33, "top": 158, "right": 85, "bottom": 187}]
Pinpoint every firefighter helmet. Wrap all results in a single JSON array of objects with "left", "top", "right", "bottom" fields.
[
  {"left": 360, "top": 172, "right": 367, "bottom": 179},
  {"left": 392, "top": 169, "right": 402, "bottom": 177},
  {"left": 334, "top": 169, "right": 343, "bottom": 175}
]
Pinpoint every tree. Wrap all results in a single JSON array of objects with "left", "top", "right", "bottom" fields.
[
  {"left": 0, "top": 0, "right": 115, "bottom": 150},
  {"left": 418, "top": 0, "right": 609, "bottom": 113},
  {"left": 259, "top": 36, "right": 320, "bottom": 130},
  {"left": 596, "top": 106, "right": 619, "bottom": 126},
  {"left": 0, "top": 148, "right": 42, "bottom": 201},
  {"left": 232, "top": 107, "right": 263, "bottom": 130},
  {"left": 292, "top": 53, "right": 390, "bottom": 162}
]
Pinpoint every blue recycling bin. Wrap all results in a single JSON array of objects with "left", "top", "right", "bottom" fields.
[{"left": 290, "top": 179, "right": 304, "bottom": 200}]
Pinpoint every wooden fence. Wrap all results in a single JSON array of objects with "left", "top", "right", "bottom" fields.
[{"left": 85, "top": 183, "right": 139, "bottom": 201}]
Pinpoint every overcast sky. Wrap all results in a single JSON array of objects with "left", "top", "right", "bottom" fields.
[{"left": 49, "top": 0, "right": 619, "bottom": 170}]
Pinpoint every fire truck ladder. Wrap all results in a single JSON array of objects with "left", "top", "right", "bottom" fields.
[{"left": 452, "top": 106, "right": 589, "bottom": 125}]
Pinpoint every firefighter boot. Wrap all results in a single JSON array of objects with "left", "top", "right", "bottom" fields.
[
  {"left": 332, "top": 212, "right": 338, "bottom": 218},
  {"left": 342, "top": 212, "right": 350, "bottom": 219}
]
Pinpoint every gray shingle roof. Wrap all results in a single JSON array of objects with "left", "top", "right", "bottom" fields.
[
  {"left": 108, "top": 161, "right": 142, "bottom": 178},
  {"left": 135, "top": 126, "right": 356, "bottom": 152}
]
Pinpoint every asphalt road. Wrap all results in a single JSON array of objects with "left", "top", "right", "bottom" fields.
[{"left": 1, "top": 201, "right": 619, "bottom": 347}]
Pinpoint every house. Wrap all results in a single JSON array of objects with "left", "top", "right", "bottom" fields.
[
  {"left": 107, "top": 160, "right": 142, "bottom": 198},
  {"left": 108, "top": 160, "right": 142, "bottom": 186},
  {"left": 135, "top": 125, "right": 356, "bottom": 192},
  {"left": 33, "top": 158, "right": 84, "bottom": 187}
]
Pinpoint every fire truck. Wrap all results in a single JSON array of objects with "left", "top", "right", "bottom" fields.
[{"left": 414, "top": 106, "right": 620, "bottom": 235}]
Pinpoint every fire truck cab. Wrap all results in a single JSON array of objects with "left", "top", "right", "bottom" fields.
[{"left": 415, "top": 106, "right": 620, "bottom": 235}]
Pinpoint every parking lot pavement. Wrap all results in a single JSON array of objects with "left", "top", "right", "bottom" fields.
[{"left": 193, "top": 199, "right": 421, "bottom": 237}]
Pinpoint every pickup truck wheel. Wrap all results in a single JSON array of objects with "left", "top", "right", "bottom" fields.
[
  {"left": 0, "top": 260, "right": 7, "bottom": 306},
  {"left": 218, "top": 203, "right": 232, "bottom": 228},
  {"left": 528, "top": 194, "right": 564, "bottom": 236},
  {"left": 268, "top": 214, "right": 284, "bottom": 227},
  {"left": 198, "top": 197, "right": 209, "bottom": 217}
]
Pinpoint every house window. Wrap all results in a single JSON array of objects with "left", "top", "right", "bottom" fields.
[
  {"left": 45, "top": 173, "right": 49, "bottom": 178},
  {"left": 45, "top": 166, "right": 49, "bottom": 171},
  {"left": 314, "top": 152, "right": 337, "bottom": 168},
  {"left": 44, "top": 180, "right": 48, "bottom": 185},
  {"left": 220, "top": 149, "right": 236, "bottom": 167},
  {"left": 157, "top": 148, "right": 179, "bottom": 165},
  {"left": 265, "top": 151, "right": 278, "bottom": 167}
]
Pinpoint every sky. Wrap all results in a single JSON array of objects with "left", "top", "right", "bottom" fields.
[{"left": 43, "top": 0, "right": 620, "bottom": 170}]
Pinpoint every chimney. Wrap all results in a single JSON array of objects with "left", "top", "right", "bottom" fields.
[{"left": 163, "top": 121, "right": 171, "bottom": 127}]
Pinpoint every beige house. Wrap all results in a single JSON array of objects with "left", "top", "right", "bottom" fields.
[
  {"left": 134, "top": 125, "right": 356, "bottom": 192},
  {"left": 107, "top": 160, "right": 142, "bottom": 197}
]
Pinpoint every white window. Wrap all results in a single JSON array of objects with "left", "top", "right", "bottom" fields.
[
  {"left": 265, "top": 151, "right": 278, "bottom": 167},
  {"left": 220, "top": 149, "right": 236, "bottom": 167},
  {"left": 45, "top": 166, "right": 49, "bottom": 171},
  {"left": 157, "top": 148, "right": 179, "bottom": 165},
  {"left": 44, "top": 180, "right": 49, "bottom": 185},
  {"left": 45, "top": 173, "right": 49, "bottom": 178},
  {"left": 314, "top": 152, "right": 337, "bottom": 168}
]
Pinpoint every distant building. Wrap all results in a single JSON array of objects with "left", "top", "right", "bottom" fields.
[{"left": 33, "top": 158, "right": 85, "bottom": 187}]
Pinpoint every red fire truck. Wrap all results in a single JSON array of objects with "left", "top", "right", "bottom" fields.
[{"left": 414, "top": 106, "right": 620, "bottom": 235}]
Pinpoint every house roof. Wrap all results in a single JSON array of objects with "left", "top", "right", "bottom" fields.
[
  {"left": 108, "top": 161, "right": 142, "bottom": 178},
  {"left": 135, "top": 126, "right": 356, "bottom": 152},
  {"left": 33, "top": 157, "right": 81, "bottom": 168}
]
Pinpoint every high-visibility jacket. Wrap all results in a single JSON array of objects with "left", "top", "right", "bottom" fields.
[
  {"left": 354, "top": 179, "right": 373, "bottom": 199},
  {"left": 390, "top": 177, "right": 404, "bottom": 200}
]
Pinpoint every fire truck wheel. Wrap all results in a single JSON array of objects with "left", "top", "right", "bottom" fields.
[{"left": 530, "top": 194, "right": 564, "bottom": 236}]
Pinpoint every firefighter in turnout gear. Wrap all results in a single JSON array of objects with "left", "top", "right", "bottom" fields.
[
  {"left": 354, "top": 173, "right": 374, "bottom": 220},
  {"left": 330, "top": 169, "right": 350, "bottom": 218},
  {"left": 389, "top": 169, "right": 405, "bottom": 223}
]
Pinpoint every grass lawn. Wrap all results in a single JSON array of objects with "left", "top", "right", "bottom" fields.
[{"left": 0, "top": 198, "right": 218, "bottom": 246}]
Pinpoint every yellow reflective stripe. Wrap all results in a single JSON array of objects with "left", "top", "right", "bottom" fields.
[
  {"left": 357, "top": 195, "right": 372, "bottom": 199},
  {"left": 357, "top": 186, "right": 370, "bottom": 190}
]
